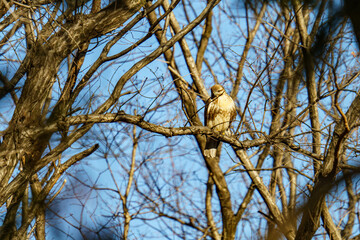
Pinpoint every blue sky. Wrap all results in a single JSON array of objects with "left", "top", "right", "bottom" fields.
[{"left": 2, "top": 0, "right": 360, "bottom": 239}]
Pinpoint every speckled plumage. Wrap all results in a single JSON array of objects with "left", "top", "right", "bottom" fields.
[{"left": 204, "top": 84, "right": 236, "bottom": 158}]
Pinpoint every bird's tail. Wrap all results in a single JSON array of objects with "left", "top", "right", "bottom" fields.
[{"left": 204, "top": 136, "right": 220, "bottom": 158}]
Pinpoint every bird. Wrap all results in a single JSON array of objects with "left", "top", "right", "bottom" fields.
[{"left": 204, "top": 84, "right": 236, "bottom": 158}]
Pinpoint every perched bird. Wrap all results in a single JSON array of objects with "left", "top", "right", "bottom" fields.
[{"left": 204, "top": 84, "right": 236, "bottom": 158}]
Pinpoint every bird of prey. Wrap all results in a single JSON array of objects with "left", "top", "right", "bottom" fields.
[{"left": 204, "top": 84, "right": 236, "bottom": 158}]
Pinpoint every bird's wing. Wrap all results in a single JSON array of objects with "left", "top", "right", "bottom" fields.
[
  {"left": 206, "top": 98, "right": 221, "bottom": 128},
  {"left": 229, "top": 97, "right": 236, "bottom": 123}
]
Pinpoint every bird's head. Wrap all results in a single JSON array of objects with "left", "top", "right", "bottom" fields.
[{"left": 211, "top": 84, "right": 225, "bottom": 98}]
